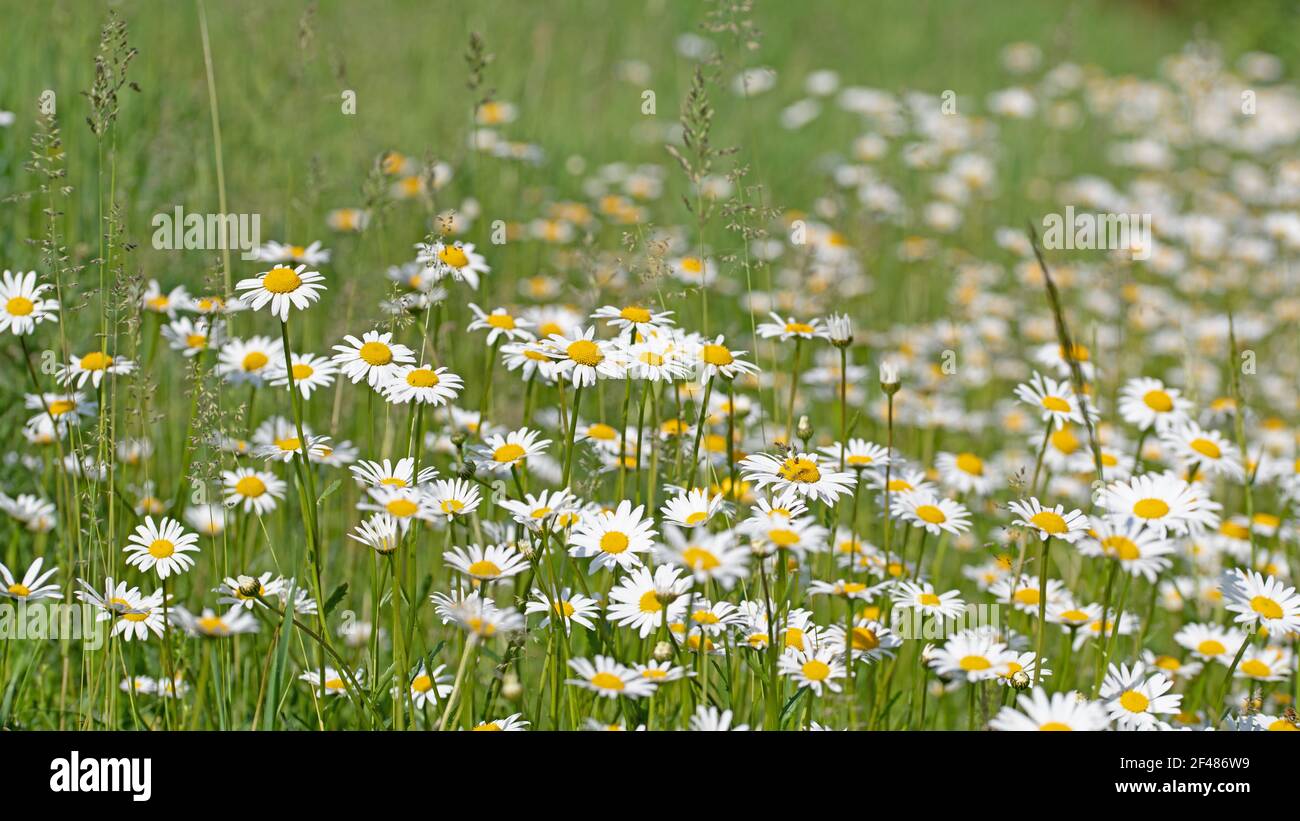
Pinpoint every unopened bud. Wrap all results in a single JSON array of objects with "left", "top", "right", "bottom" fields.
[
  {"left": 502, "top": 671, "right": 523, "bottom": 701},
  {"left": 1010, "top": 670, "right": 1031, "bottom": 690},
  {"left": 653, "top": 641, "right": 673, "bottom": 662},
  {"left": 795, "top": 415, "right": 813, "bottom": 442},
  {"left": 236, "top": 575, "right": 262, "bottom": 598}
]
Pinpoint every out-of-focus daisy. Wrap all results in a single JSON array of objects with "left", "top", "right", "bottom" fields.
[
  {"left": 1077, "top": 516, "right": 1175, "bottom": 580},
  {"left": 659, "top": 487, "right": 724, "bottom": 528},
  {"left": 1161, "top": 422, "right": 1244, "bottom": 481},
  {"left": 468, "top": 303, "right": 534, "bottom": 344},
  {"left": 543, "top": 327, "right": 623, "bottom": 387},
  {"left": 257, "top": 240, "right": 331, "bottom": 265},
  {"left": 819, "top": 439, "right": 890, "bottom": 471},
  {"left": 989, "top": 688, "right": 1110, "bottom": 731},
  {"left": 300, "top": 667, "right": 362, "bottom": 698},
  {"left": 416, "top": 240, "right": 490, "bottom": 288},
  {"left": 57, "top": 350, "right": 135, "bottom": 389},
  {"left": 1099, "top": 472, "right": 1221, "bottom": 537},
  {"left": 935, "top": 451, "right": 1000, "bottom": 496},
  {"left": 893, "top": 580, "right": 967, "bottom": 619},
  {"left": 171, "top": 606, "right": 259, "bottom": 637},
  {"left": 1007, "top": 497, "right": 1088, "bottom": 543},
  {"left": 756, "top": 312, "right": 830, "bottom": 342}
]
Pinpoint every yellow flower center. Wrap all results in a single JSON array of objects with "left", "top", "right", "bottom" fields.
[
  {"left": 406, "top": 368, "right": 440, "bottom": 388},
  {"left": 1188, "top": 438, "right": 1221, "bottom": 459},
  {"left": 486, "top": 313, "right": 515, "bottom": 329},
  {"left": 768, "top": 529, "right": 800, "bottom": 548},
  {"left": 493, "top": 443, "right": 527, "bottom": 463},
  {"left": 1030, "top": 510, "right": 1068, "bottom": 534},
  {"left": 590, "top": 672, "right": 624, "bottom": 691},
  {"left": 386, "top": 499, "right": 419, "bottom": 518},
  {"left": 324, "top": 677, "right": 345, "bottom": 690},
  {"left": 701, "top": 344, "right": 734, "bottom": 367},
  {"left": 1041, "top": 395, "right": 1070, "bottom": 412},
  {"left": 359, "top": 341, "right": 392, "bottom": 366},
  {"left": 638, "top": 590, "right": 662, "bottom": 613},
  {"left": 1039, "top": 722, "right": 1072, "bottom": 731},
  {"left": 959, "top": 655, "right": 991, "bottom": 671},
  {"left": 1132, "top": 499, "right": 1170, "bottom": 519},
  {"left": 48, "top": 399, "right": 75, "bottom": 416},
  {"left": 1197, "top": 639, "right": 1226, "bottom": 656},
  {"left": 851, "top": 627, "right": 880, "bottom": 651},
  {"left": 1250, "top": 596, "right": 1283, "bottom": 620},
  {"left": 412, "top": 675, "right": 433, "bottom": 693},
  {"left": 955, "top": 452, "right": 984, "bottom": 476},
  {"left": 80, "top": 352, "right": 112, "bottom": 370},
  {"left": 1240, "top": 659, "right": 1271, "bottom": 678},
  {"left": 620, "top": 306, "right": 652, "bottom": 324},
  {"left": 599, "top": 531, "right": 630, "bottom": 554},
  {"left": 148, "top": 539, "right": 175, "bottom": 559},
  {"left": 275, "top": 437, "right": 301, "bottom": 451},
  {"left": 566, "top": 339, "right": 603, "bottom": 366},
  {"left": 441, "top": 499, "right": 464, "bottom": 514},
  {"left": 1102, "top": 536, "right": 1140, "bottom": 561},
  {"left": 7, "top": 296, "right": 35, "bottom": 315},
  {"left": 242, "top": 351, "right": 269, "bottom": 371},
  {"left": 915, "top": 504, "right": 947, "bottom": 524},
  {"left": 291, "top": 363, "right": 314, "bottom": 380},
  {"left": 1014, "top": 588, "right": 1040, "bottom": 606},
  {"left": 186, "top": 334, "right": 208, "bottom": 349},
  {"left": 784, "top": 322, "right": 814, "bottom": 335},
  {"left": 438, "top": 246, "right": 470, "bottom": 268},
  {"left": 1220, "top": 521, "right": 1250, "bottom": 540},
  {"left": 262, "top": 266, "right": 302, "bottom": 294},
  {"left": 1119, "top": 690, "right": 1149, "bottom": 713},
  {"left": 681, "top": 257, "right": 703, "bottom": 274},
  {"left": 778, "top": 457, "right": 821, "bottom": 484},
  {"left": 235, "top": 475, "right": 267, "bottom": 497},
  {"left": 467, "top": 560, "right": 502, "bottom": 579},
  {"left": 1143, "top": 390, "right": 1173, "bottom": 412},
  {"left": 198, "top": 616, "right": 227, "bottom": 634},
  {"left": 8, "top": 583, "right": 31, "bottom": 597},
  {"left": 1050, "top": 427, "right": 1080, "bottom": 454},
  {"left": 846, "top": 454, "right": 874, "bottom": 466},
  {"left": 801, "top": 659, "right": 831, "bottom": 681},
  {"left": 919, "top": 592, "right": 942, "bottom": 607}
]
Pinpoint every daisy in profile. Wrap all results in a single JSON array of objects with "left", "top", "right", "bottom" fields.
[
  {"left": 525, "top": 587, "right": 600, "bottom": 633},
  {"left": 402, "top": 663, "right": 452, "bottom": 708},
  {"left": 499, "top": 488, "right": 576, "bottom": 532},
  {"left": 1077, "top": 516, "right": 1175, "bottom": 581},
  {"left": 299, "top": 667, "right": 361, "bottom": 698},
  {"left": 349, "top": 457, "right": 438, "bottom": 489},
  {"left": 1013, "top": 371, "right": 1088, "bottom": 429},
  {"left": 268, "top": 352, "right": 337, "bottom": 399},
  {"left": 778, "top": 645, "right": 845, "bottom": 695},
  {"left": 222, "top": 467, "right": 287, "bottom": 515},
  {"left": 141, "top": 279, "right": 189, "bottom": 317},
  {"left": 1100, "top": 662, "right": 1182, "bottom": 730},
  {"left": 381, "top": 364, "right": 463, "bottom": 406},
  {"left": 57, "top": 350, "right": 135, "bottom": 389},
  {"left": 605, "top": 563, "right": 689, "bottom": 637},
  {"left": 359, "top": 486, "right": 436, "bottom": 530},
  {"left": 473, "top": 427, "right": 551, "bottom": 473},
  {"left": 893, "top": 580, "right": 967, "bottom": 620},
  {"left": 1118, "top": 376, "right": 1192, "bottom": 432},
  {"left": 170, "top": 606, "right": 259, "bottom": 637},
  {"left": 660, "top": 487, "right": 724, "bottom": 528},
  {"left": 471, "top": 714, "right": 529, "bottom": 731},
  {"left": 935, "top": 451, "right": 1000, "bottom": 496},
  {"left": 656, "top": 528, "right": 750, "bottom": 589},
  {"left": 1235, "top": 645, "right": 1294, "bottom": 683},
  {"left": 251, "top": 416, "right": 332, "bottom": 462},
  {"left": 690, "top": 334, "right": 760, "bottom": 384},
  {"left": 739, "top": 451, "right": 855, "bottom": 505},
  {"left": 990, "top": 688, "right": 1111, "bottom": 731},
  {"left": 218, "top": 335, "right": 283, "bottom": 385},
  {"left": 236, "top": 264, "right": 327, "bottom": 321},
  {"left": 891, "top": 492, "right": 972, "bottom": 536},
  {"left": 468, "top": 303, "right": 534, "bottom": 344},
  {"left": 332, "top": 330, "right": 415, "bottom": 387},
  {"left": 689, "top": 705, "right": 748, "bottom": 732},
  {"left": 162, "top": 316, "right": 222, "bottom": 357},
  {"left": 348, "top": 514, "right": 403, "bottom": 554},
  {"left": 756, "top": 312, "right": 830, "bottom": 342},
  {"left": 77, "top": 579, "right": 166, "bottom": 641},
  {"left": 420, "top": 480, "right": 478, "bottom": 521},
  {"left": 0, "top": 557, "right": 61, "bottom": 602},
  {"left": 745, "top": 516, "right": 829, "bottom": 557},
  {"left": 591, "top": 303, "right": 675, "bottom": 338},
  {"left": 124, "top": 516, "right": 200, "bottom": 579},
  {"left": 1221, "top": 569, "right": 1300, "bottom": 635},
  {"left": 544, "top": 327, "right": 623, "bottom": 387},
  {"left": 0, "top": 269, "right": 59, "bottom": 335},
  {"left": 501, "top": 340, "right": 561, "bottom": 383},
  {"left": 1007, "top": 498, "right": 1088, "bottom": 543},
  {"left": 1099, "top": 472, "right": 1221, "bottom": 536},
  {"left": 568, "top": 500, "right": 656, "bottom": 574},
  {"left": 416, "top": 239, "right": 490, "bottom": 288},
  {"left": 567, "top": 656, "right": 657, "bottom": 699},
  {"left": 444, "top": 543, "right": 530, "bottom": 584},
  {"left": 819, "top": 439, "right": 890, "bottom": 471},
  {"left": 1160, "top": 422, "right": 1244, "bottom": 481},
  {"left": 440, "top": 593, "right": 525, "bottom": 638},
  {"left": 1173, "top": 622, "right": 1245, "bottom": 664},
  {"left": 257, "top": 240, "right": 331, "bottom": 265}
]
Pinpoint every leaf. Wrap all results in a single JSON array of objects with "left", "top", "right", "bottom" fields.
[
  {"left": 316, "top": 478, "right": 342, "bottom": 504},
  {"left": 323, "top": 582, "right": 349, "bottom": 617},
  {"left": 778, "top": 686, "right": 807, "bottom": 727},
  {"left": 261, "top": 601, "right": 295, "bottom": 730}
]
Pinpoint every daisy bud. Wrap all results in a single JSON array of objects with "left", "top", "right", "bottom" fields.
[
  {"left": 796, "top": 415, "right": 813, "bottom": 442},
  {"left": 236, "top": 575, "right": 263, "bottom": 598},
  {"left": 1010, "top": 670, "right": 1031, "bottom": 690},
  {"left": 502, "top": 671, "right": 523, "bottom": 701},
  {"left": 458, "top": 463, "right": 477, "bottom": 481},
  {"left": 653, "top": 641, "right": 673, "bottom": 662},
  {"left": 827, "top": 313, "right": 853, "bottom": 347},
  {"left": 879, "top": 359, "right": 901, "bottom": 395},
  {"left": 450, "top": 430, "right": 468, "bottom": 448}
]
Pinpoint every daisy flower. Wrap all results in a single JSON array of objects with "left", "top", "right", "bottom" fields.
[
  {"left": 268, "top": 352, "right": 338, "bottom": 400},
  {"left": 567, "top": 499, "right": 656, "bottom": 574},
  {"left": 659, "top": 487, "right": 724, "bottom": 528},
  {"left": 473, "top": 427, "right": 551, "bottom": 473},
  {"left": 1099, "top": 472, "right": 1221, "bottom": 537},
  {"left": 381, "top": 365, "right": 463, "bottom": 406},
  {"left": 251, "top": 416, "right": 333, "bottom": 462},
  {"left": 1173, "top": 622, "right": 1246, "bottom": 664},
  {"left": 217, "top": 335, "right": 283, "bottom": 385},
  {"left": 525, "top": 587, "right": 601, "bottom": 633},
  {"left": 935, "top": 451, "right": 1000, "bottom": 496},
  {"left": 689, "top": 706, "right": 748, "bottom": 732},
  {"left": 123, "top": 517, "right": 201, "bottom": 579},
  {"left": 891, "top": 493, "right": 972, "bottom": 536},
  {"left": 349, "top": 457, "right": 438, "bottom": 489},
  {"left": 359, "top": 486, "right": 436, "bottom": 530},
  {"left": 605, "top": 563, "right": 689, "bottom": 637},
  {"left": 691, "top": 334, "right": 760, "bottom": 384},
  {"left": 1077, "top": 516, "right": 1176, "bottom": 581},
  {"left": 1221, "top": 569, "right": 1300, "bottom": 635},
  {"left": 235, "top": 264, "right": 327, "bottom": 321},
  {"left": 1013, "top": 371, "right": 1089, "bottom": 429},
  {"left": 348, "top": 513, "right": 403, "bottom": 554},
  {"left": 331, "top": 330, "right": 415, "bottom": 387},
  {"left": 402, "top": 663, "right": 453, "bottom": 708},
  {"left": 468, "top": 303, "right": 534, "bottom": 344},
  {"left": 756, "top": 312, "right": 830, "bottom": 342},
  {"left": 591, "top": 303, "right": 675, "bottom": 338},
  {"left": 299, "top": 667, "right": 361, "bottom": 698},
  {"left": 170, "top": 606, "right": 259, "bottom": 637},
  {"left": 141, "top": 279, "right": 190, "bottom": 317},
  {"left": 1161, "top": 422, "right": 1244, "bottom": 481},
  {"left": 1007, "top": 498, "right": 1088, "bottom": 543},
  {"left": 621, "top": 337, "right": 691, "bottom": 382},
  {"left": 0, "top": 269, "right": 59, "bottom": 335},
  {"left": 215, "top": 572, "right": 285, "bottom": 609},
  {"left": 57, "top": 351, "right": 135, "bottom": 389},
  {"left": 444, "top": 543, "right": 530, "bottom": 584},
  {"left": 745, "top": 515, "right": 829, "bottom": 557},
  {"left": 739, "top": 451, "right": 856, "bottom": 505},
  {"left": 778, "top": 646, "right": 846, "bottom": 695},
  {"left": 257, "top": 240, "right": 331, "bottom": 265},
  {"left": 893, "top": 580, "right": 967, "bottom": 620},
  {"left": 819, "top": 438, "right": 891, "bottom": 471},
  {"left": 471, "top": 714, "right": 529, "bottom": 731},
  {"left": 440, "top": 593, "right": 525, "bottom": 638},
  {"left": 566, "top": 656, "right": 657, "bottom": 699},
  {"left": 991, "top": 574, "right": 1068, "bottom": 614},
  {"left": 669, "top": 255, "right": 717, "bottom": 286},
  {"left": 929, "top": 631, "right": 1017, "bottom": 682},
  {"left": 416, "top": 240, "right": 490, "bottom": 288},
  {"left": 824, "top": 619, "right": 902, "bottom": 663},
  {"left": 220, "top": 467, "right": 286, "bottom": 515},
  {"left": 1100, "top": 662, "right": 1182, "bottom": 730},
  {"left": 0, "top": 557, "right": 61, "bottom": 602},
  {"left": 1118, "top": 376, "right": 1192, "bottom": 432},
  {"left": 1234, "top": 645, "right": 1294, "bottom": 683},
  {"left": 544, "top": 327, "right": 623, "bottom": 387},
  {"left": 989, "top": 688, "right": 1111, "bottom": 731},
  {"left": 501, "top": 340, "right": 562, "bottom": 383},
  {"left": 162, "top": 316, "right": 222, "bottom": 357},
  {"left": 426, "top": 478, "right": 482, "bottom": 519}
]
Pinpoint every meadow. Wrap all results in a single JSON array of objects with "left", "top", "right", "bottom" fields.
[{"left": 1, "top": 0, "right": 1299, "bottom": 732}]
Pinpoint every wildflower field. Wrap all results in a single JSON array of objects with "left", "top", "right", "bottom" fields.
[{"left": 3, "top": 0, "right": 1300, "bottom": 735}]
